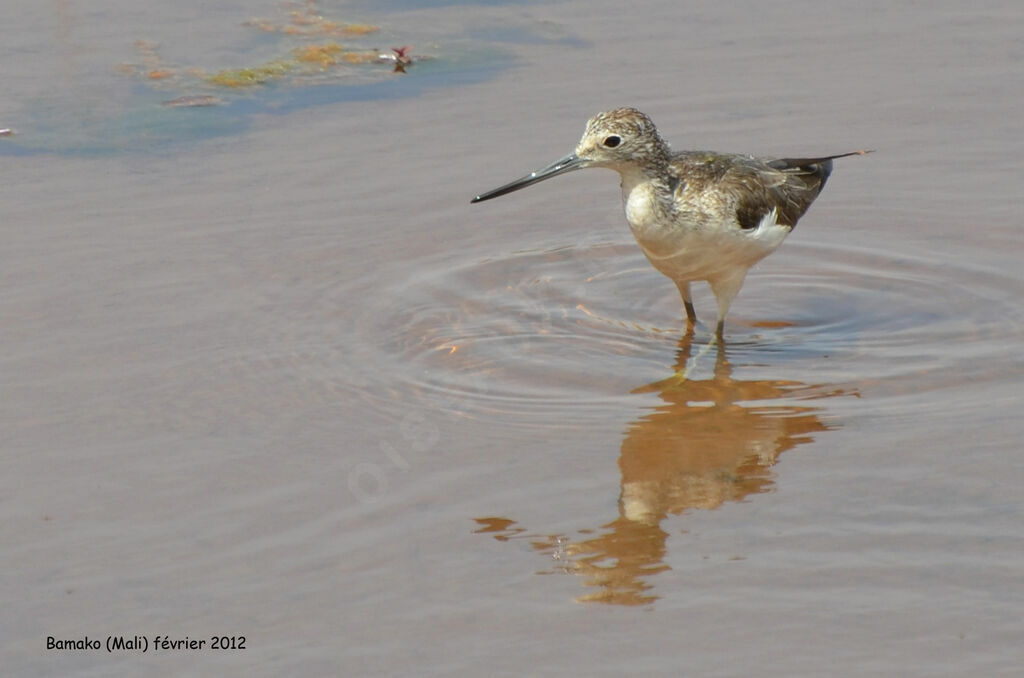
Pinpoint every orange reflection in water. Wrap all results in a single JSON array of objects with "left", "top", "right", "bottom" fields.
[{"left": 474, "top": 331, "right": 852, "bottom": 606}]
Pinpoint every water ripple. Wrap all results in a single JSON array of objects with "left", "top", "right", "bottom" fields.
[{"left": 348, "top": 235, "right": 1023, "bottom": 425}]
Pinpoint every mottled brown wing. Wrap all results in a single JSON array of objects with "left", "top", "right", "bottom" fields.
[
  {"left": 736, "top": 151, "right": 870, "bottom": 230},
  {"left": 669, "top": 152, "right": 792, "bottom": 229},
  {"left": 753, "top": 151, "right": 869, "bottom": 229},
  {"left": 669, "top": 150, "right": 865, "bottom": 231},
  {"left": 722, "top": 156, "right": 830, "bottom": 231}
]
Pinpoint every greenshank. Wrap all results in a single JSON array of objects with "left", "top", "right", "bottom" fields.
[{"left": 471, "top": 107, "right": 868, "bottom": 336}]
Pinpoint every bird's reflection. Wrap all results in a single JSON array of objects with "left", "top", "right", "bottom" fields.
[{"left": 474, "top": 330, "right": 851, "bottom": 605}]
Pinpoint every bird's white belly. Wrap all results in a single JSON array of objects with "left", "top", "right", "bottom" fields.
[{"left": 627, "top": 207, "right": 791, "bottom": 283}]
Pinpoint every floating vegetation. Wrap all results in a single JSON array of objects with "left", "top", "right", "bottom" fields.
[
  {"left": 1, "top": 0, "right": 528, "bottom": 156},
  {"left": 291, "top": 42, "right": 412, "bottom": 68},
  {"left": 117, "top": 1, "right": 427, "bottom": 96},
  {"left": 245, "top": 17, "right": 379, "bottom": 37},
  {"left": 245, "top": 0, "right": 379, "bottom": 37},
  {"left": 293, "top": 42, "right": 348, "bottom": 66},
  {"left": 206, "top": 60, "right": 296, "bottom": 88},
  {"left": 200, "top": 43, "right": 417, "bottom": 88}
]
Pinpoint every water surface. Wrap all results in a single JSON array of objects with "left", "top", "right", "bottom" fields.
[{"left": 3, "top": 0, "right": 1023, "bottom": 676}]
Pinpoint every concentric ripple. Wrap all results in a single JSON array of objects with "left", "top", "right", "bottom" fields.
[
  {"left": 353, "top": 236, "right": 1024, "bottom": 426},
  {"left": 358, "top": 242, "right": 678, "bottom": 425}
]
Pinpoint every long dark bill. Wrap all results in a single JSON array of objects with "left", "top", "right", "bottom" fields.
[{"left": 471, "top": 153, "right": 586, "bottom": 203}]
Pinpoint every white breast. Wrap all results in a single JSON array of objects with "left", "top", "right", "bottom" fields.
[{"left": 626, "top": 184, "right": 791, "bottom": 284}]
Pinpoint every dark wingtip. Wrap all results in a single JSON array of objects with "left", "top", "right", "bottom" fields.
[
  {"left": 827, "top": 149, "right": 874, "bottom": 159},
  {"left": 770, "top": 149, "right": 874, "bottom": 171}
]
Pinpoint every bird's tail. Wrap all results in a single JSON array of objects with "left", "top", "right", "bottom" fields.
[{"left": 769, "top": 149, "right": 873, "bottom": 191}]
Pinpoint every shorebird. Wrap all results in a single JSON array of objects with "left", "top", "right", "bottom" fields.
[{"left": 471, "top": 107, "right": 868, "bottom": 336}]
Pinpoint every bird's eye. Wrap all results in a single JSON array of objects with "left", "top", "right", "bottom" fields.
[{"left": 603, "top": 135, "right": 621, "bottom": 148}]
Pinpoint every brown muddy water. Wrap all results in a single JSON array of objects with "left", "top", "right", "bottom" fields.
[{"left": 3, "top": 1, "right": 1023, "bottom": 676}]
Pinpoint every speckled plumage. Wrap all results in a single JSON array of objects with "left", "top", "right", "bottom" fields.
[{"left": 472, "top": 107, "right": 868, "bottom": 335}]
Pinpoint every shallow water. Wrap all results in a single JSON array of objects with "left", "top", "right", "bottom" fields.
[{"left": 3, "top": 0, "right": 1023, "bottom": 676}]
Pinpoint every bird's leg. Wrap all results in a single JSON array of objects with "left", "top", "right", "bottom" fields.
[
  {"left": 708, "top": 270, "right": 749, "bottom": 339},
  {"left": 675, "top": 280, "right": 697, "bottom": 326},
  {"left": 686, "top": 301, "right": 698, "bottom": 326}
]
